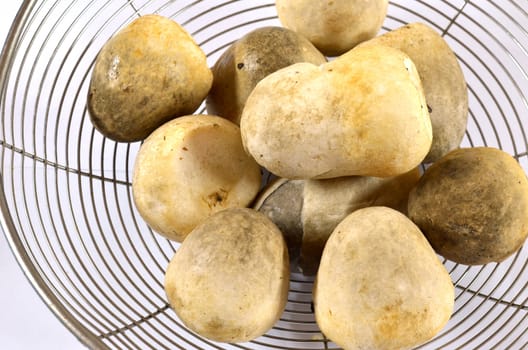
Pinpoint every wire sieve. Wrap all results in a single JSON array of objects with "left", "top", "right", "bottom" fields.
[{"left": 1, "top": 0, "right": 528, "bottom": 349}]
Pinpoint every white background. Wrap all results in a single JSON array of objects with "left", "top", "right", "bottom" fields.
[{"left": 0, "top": 2, "right": 86, "bottom": 349}]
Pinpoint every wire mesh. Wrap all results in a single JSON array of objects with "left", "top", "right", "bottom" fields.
[{"left": 1, "top": 0, "right": 528, "bottom": 349}]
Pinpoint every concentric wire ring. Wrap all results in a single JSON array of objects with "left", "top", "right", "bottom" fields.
[{"left": 1, "top": 1, "right": 528, "bottom": 349}]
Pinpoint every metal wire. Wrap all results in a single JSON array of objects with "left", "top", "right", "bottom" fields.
[{"left": 1, "top": 0, "right": 528, "bottom": 349}]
